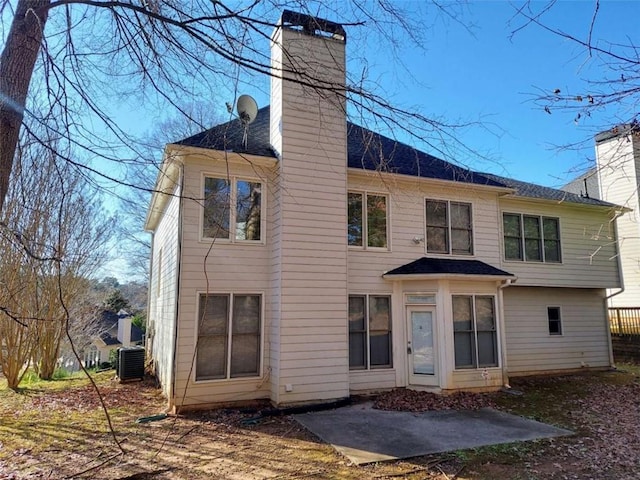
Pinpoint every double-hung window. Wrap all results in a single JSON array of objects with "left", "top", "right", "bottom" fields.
[
  {"left": 196, "top": 293, "right": 262, "bottom": 380},
  {"left": 547, "top": 306, "right": 562, "bottom": 335},
  {"left": 203, "top": 176, "right": 263, "bottom": 241},
  {"left": 348, "top": 295, "right": 392, "bottom": 369},
  {"left": 503, "top": 213, "right": 561, "bottom": 262},
  {"left": 452, "top": 295, "right": 498, "bottom": 369},
  {"left": 425, "top": 200, "right": 473, "bottom": 255},
  {"left": 348, "top": 192, "right": 388, "bottom": 249}
]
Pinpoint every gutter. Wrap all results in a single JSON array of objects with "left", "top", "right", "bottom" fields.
[
  {"left": 498, "top": 277, "right": 516, "bottom": 388},
  {"left": 382, "top": 273, "right": 515, "bottom": 282},
  {"left": 604, "top": 210, "right": 626, "bottom": 367}
]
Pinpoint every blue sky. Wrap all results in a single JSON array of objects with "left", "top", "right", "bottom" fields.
[
  {"left": 3, "top": 1, "right": 634, "bottom": 190},
  {"left": 332, "top": 0, "right": 639, "bottom": 188},
  {"left": 156, "top": 1, "right": 638, "bottom": 189},
  {"left": 93, "top": 1, "right": 638, "bottom": 190},
  {"left": 391, "top": 0, "right": 639, "bottom": 187}
]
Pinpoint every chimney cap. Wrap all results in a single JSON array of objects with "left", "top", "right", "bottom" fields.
[{"left": 280, "top": 10, "right": 346, "bottom": 42}]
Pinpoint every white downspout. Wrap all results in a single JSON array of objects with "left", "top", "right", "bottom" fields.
[
  {"left": 498, "top": 277, "right": 516, "bottom": 388},
  {"left": 170, "top": 162, "right": 185, "bottom": 411},
  {"left": 605, "top": 210, "right": 626, "bottom": 367}
]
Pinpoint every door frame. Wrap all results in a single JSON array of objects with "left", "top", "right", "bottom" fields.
[{"left": 406, "top": 305, "right": 439, "bottom": 387}]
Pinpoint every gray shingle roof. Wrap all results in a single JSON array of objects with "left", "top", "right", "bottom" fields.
[
  {"left": 384, "top": 257, "right": 514, "bottom": 277},
  {"left": 177, "top": 106, "right": 275, "bottom": 158},
  {"left": 594, "top": 122, "right": 640, "bottom": 144},
  {"left": 480, "top": 172, "right": 616, "bottom": 208},
  {"left": 346, "top": 123, "right": 503, "bottom": 186},
  {"left": 561, "top": 167, "right": 600, "bottom": 200},
  {"left": 97, "top": 310, "right": 144, "bottom": 345},
  {"left": 176, "top": 106, "right": 617, "bottom": 207}
]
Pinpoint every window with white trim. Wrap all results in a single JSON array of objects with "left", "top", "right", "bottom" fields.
[
  {"left": 196, "top": 293, "right": 262, "bottom": 380},
  {"left": 425, "top": 200, "right": 473, "bottom": 255},
  {"left": 503, "top": 213, "right": 561, "bottom": 262},
  {"left": 348, "top": 295, "right": 392, "bottom": 369},
  {"left": 348, "top": 192, "right": 388, "bottom": 249},
  {"left": 452, "top": 295, "right": 498, "bottom": 369},
  {"left": 203, "top": 176, "right": 263, "bottom": 241},
  {"left": 547, "top": 306, "right": 562, "bottom": 335}
]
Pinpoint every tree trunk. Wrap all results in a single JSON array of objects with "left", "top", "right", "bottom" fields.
[{"left": 0, "top": 0, "right": 50, "bottom": 213}]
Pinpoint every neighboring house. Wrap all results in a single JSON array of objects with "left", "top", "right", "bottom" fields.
[
  {"left": 144, "top": 10, "right": 625, "bottom": 411},
  {"left": 84, "top": 309, "right": 144, "bottom": 367},
  {"left": 563, "top": 124, "right": 640, "bottom": 308}
]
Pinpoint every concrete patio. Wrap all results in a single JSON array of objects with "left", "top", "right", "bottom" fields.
[{"left": 294, "top": 402, "right": 573, "bottom": 465}]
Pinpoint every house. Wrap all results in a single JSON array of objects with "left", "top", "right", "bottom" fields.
[
  {"left": 563, "top": 124, "right": 640, "bottom": 309},
  {"left": 83, "top": 309, "right": 144, "bottom": 368},
  {"left": 144, "top": 10, "right": 624, "bottom": 411}
]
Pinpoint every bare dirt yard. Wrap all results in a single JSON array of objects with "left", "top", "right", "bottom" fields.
[{"left": 1, "top": 365, "right": 639, "bottom": 480}]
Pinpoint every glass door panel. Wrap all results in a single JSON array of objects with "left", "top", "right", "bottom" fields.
[
  {"left": 412, "top": 311, "right": 434, "bottom": 375},
  {"left": 407, "top": 307, "right": 438, "bottom": 387}
]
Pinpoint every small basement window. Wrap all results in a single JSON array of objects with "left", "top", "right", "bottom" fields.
[{"left": 547, "top": 306, "right": 562, "bottom": 335}]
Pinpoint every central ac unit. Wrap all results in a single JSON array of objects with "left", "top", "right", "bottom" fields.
[{"left": 117, "top": 346, "right": 145, "bottom": 381}]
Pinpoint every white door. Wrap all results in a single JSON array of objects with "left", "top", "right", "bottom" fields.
[{"left": 407, "top": 307, "right": 438, "bottom": 386}]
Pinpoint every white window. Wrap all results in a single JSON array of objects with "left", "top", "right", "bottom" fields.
[
  {"left": 196, "top": 293, "right": 262, "bottom": 380},
  {"left": 84, "top": 345, "right": 100, "bottom": 368},
  {"left": 548, "top": 306, "right": 562, "bottom": 335},
  {"left": 348, "top": 295, "right": 392, "bottom": 369},
  {"left": 348, "top": 192, "right": 388, "bottom": 249},
  {"left": 503, "top": 213, "right": 561, "bottom": 263},
  {"left": 406, "top": 294, "right": 437, "bottom": 305},
  {"left": 452, "top": 295, "right": 498, "bottom": 369},
  {"left": 425, "top": 200, "right": 473, "bottom": 255},
  {"left": 203, "top": 176, "right": 263, "bottom": 241}
]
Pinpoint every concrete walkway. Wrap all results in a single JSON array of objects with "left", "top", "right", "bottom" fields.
[{"left": 294, "top": 402, "right": 572, "bottom": 465}]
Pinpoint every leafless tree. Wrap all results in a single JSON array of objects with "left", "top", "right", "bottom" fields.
[
  {"left": 510, "top": 0, "right": 640, "bottom": 131},
  {"left": 0, "top": 0, "right": 476, "bottom": 460},
  {"left": 0, "top": 0, "right": 479, "bottom": 217},
  {"left": 116, "top": 102, "right": 223, "bottom": 280},
  {"left": 0, "top": 133, "right": 112, "bottom": 387}
]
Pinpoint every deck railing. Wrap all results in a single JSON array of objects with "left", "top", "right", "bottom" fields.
[{"left": 609, "top": 307, "right": 640, "bottom": 336}]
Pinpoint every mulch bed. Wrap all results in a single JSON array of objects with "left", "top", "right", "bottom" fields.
[{"left": 374, "top": 388, "right": 497, "bottom": 412}]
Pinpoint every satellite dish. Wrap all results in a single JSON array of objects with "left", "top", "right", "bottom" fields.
[{"left": 237, "top": 94, "right": 258, "bottom": 125}]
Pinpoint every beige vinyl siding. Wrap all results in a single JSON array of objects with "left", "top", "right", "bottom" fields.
[
  {"left": 149, "top": 183, "right": 181, "bottom": 401},
  {"left": 269, "top": 169, "right": 282, "bottom": 401},
  {"left": 170, "top": 155, "right": 275, "bottom": 407},
  {"left": 268, "top": 28, "right": 283, "bottom": 400},
  {"left": 446, "top": 281, "right": 505, "bottom": 390},
  {"left": 173, "top": 378, "right": 269, "bottom": 407},
  {"left": 348, "top": 171, "right": 504, "bottom": 293},
  {"left": 268, "top": 25, "right": 350, "bottom": 405},
  {"left": 596, "top": 136, "right": 640, "bottom": 307},
  {"left": 498, "top": 199, "right": 621, "bottom": 288},
  {"left": 345, "top": 172, "right": 509, "bottom": 393},
  {"left": 504, "top": 287, "right": 611, "bottom": 374},
  {"left": 449, "top": 368, "right": 504, "bottom": 391},
  {"left": 350, "top": 370, "right": 397, "bottom": 392}
]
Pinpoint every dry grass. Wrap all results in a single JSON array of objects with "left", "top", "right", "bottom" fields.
[{"left": 1, "top": 365, "right": 639, "bottom": 479}]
